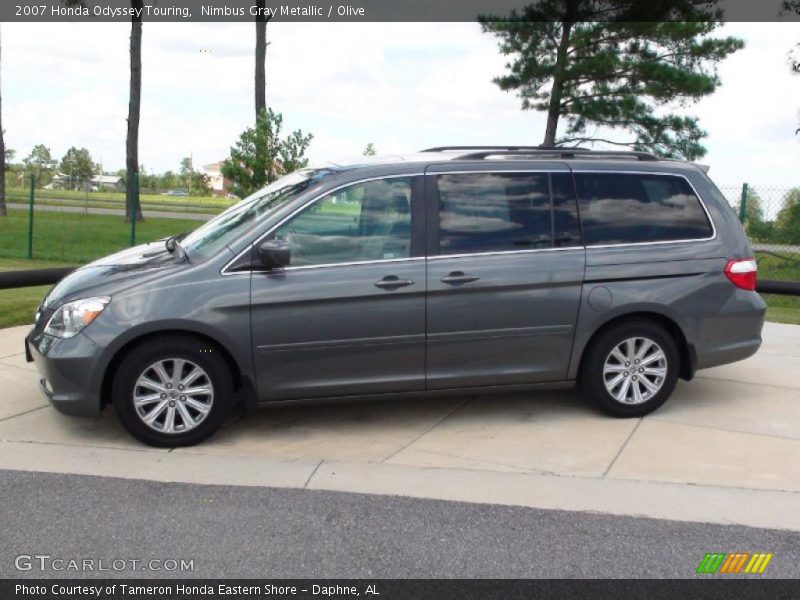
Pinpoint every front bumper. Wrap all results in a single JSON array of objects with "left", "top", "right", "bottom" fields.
[{"left": 26, "top": 328, "right": 105, "bottom": 418}]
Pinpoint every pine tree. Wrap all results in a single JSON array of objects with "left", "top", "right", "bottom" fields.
[{"left": 480, "top": 1, "right": 743, "bottom": 159}]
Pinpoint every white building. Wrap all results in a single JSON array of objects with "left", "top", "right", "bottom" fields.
[
  {"left": 91, "top": 175, "right": 125, "bottom": 192},
  {"left": 203, "top": 161, "right": 230, "bottom": 197}
]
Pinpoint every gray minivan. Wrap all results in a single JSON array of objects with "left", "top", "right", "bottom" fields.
[{"left": 26, "top": 147, "right": 766, "bottom": 447}]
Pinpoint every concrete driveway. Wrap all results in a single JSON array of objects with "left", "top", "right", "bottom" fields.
[{"left": 1, "top": 322, "right": 798, "bottom": 531}]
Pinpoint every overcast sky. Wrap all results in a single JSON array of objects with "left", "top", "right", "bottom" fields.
[{"left": 2, "top": 22, "right": 799, "bottom": 188}]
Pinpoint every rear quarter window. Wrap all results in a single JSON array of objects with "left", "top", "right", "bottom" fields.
[{"left": 574, "top": 173, "right": 713, "bottom": 246}]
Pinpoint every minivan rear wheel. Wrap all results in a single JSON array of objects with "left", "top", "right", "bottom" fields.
[
  {"left": 113, "top": 336, "right": 233, "bottom": 447},
  {"left": 580, "top": 320, "right": 679, "bottom": 417}
]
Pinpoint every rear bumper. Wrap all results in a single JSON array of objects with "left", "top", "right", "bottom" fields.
[
  {"left": 694, "top": 290, "right": 766, "bottom": 371},
  {"left": 26, "top": 329, "right": 104, "bottom": 418},
  {"left": 695, "top": 338, "right": 762, "bottom": 370}
]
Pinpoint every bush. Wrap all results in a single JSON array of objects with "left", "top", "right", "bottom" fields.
[
  {"left": 746, "top": 220, "right": 776, "bottom": 243},
  {"left": 776, "top": 203, "right": 800, "bottom": 245}
]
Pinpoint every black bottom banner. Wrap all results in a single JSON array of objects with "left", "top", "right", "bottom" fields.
[{"left": 3, "top": 579, "right": 800, "bottom": 600}]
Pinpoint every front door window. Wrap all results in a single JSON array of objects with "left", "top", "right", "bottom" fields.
[{"left": 273, "top": 178, "right": 413, "bottom": 267}]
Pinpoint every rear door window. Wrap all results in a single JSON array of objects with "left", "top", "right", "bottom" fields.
[
  {"left": 573, "top": 173, "right": 713, "bottom": 246},
  {"left": 435, "top": 172, "right": 554, "bottom": 255}
]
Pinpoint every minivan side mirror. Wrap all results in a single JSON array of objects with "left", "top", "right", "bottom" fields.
[{"left": 256, "top": 239, "right": 291, "bottom": 270}]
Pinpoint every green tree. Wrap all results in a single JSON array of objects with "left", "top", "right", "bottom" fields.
[
  {"left": 363, "top": 143, "right": 377, "bottom": 156},
  {"left": 179, "top": 156, "right": 193, "bottom": 191},
  {"left": 776, "top": 188, "right": 800, "bottom": 241},
  {"left": 176, "top": 157, "right": 211, "bottom": 196},
  {"left": 480, "top": 1, "right": 743, "bottom": 159},
  {"left": 744, "top": 189, "right": 765, "bottom": 225},
  {"left": 222, "top": 108, "right": 313, "bottom": 199},
  {"left": 137, "top": 165, "right": 156, "bottom": 191},
  {"left": 5, "top": 146, "right": 22, "bottom": 190},
  {"left": 779, "top": 187, "right": 800, "bottom": 212},
  {"left": 190, "top": 172, "right": 211, "bottom": 196},
  {"left": 791, "top": 43, "right": 799, "bottom": 134},
  {"left": 733, "top": 187, "right": 763, "bottom": 224},
  {"left": 159, "top": 170, "right": 178, "bottom": 191},
  {"left": 776, "top": 203, "right": 800, "bottom": 244},
  {"left": 3, "top": 143, "right": 16, "bottom": 191},
  {"left": 177, "top": 157, "right": 211, "bottom": 196},
  {"left": 126, "top": 0, "right": 144, "bottom": 222},
  {"left": 253, "top": 0, "right": 273, "bottom": 188},
  {"left": 59, "top": 147, "right": 97, "bottom": 189},
  {"left": 735, "top": 189, "right": 776, "bottom": 242},
  {"left": 23, "top": 144, "right": 56, "bottom": 186},
  {"left": 254, "top": 0, "right": 271, "bottom": 119}
]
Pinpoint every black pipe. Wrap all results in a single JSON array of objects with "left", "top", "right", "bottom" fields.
[
  {"left": 757, "top": 279, "right": 800, "bottom": 296},
  {"left": 0, "top": 268, "right": 75, "bottom": 290}
]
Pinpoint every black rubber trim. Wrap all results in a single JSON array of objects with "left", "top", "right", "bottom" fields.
[{"left": 584, "top": 272, "right": 704, "bottom": 285}]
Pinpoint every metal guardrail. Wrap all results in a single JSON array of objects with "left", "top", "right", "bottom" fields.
[{"left": 1, "top": 268, "right": 798, "bottom": 296}]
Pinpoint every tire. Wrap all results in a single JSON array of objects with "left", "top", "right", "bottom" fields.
[
  {"left": 113, "top": 336, "right": 234, "bottom": 447},
  {"left": 580, "top": 319, "right": 680, "bottom": 418}
]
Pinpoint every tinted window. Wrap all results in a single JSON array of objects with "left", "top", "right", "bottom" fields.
[
  {"left": 551, "top": 172, "right": 582, "bottom": 248},
  {"left": 574, "top": 173, "right": 712, "bottom": 246},
  {"left": 436, "top": 173, "right": 552, "bottom": 254},
  {"left": 273, "top": 178, "right": 412, "bottom": 267}
]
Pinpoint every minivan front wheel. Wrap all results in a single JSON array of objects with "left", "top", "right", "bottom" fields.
[
  {"left": 113, "top": 337, "right": 233, "bottom": 447},
  {"left": 581, "top": 320, "right": 679, "bottom": 417}
]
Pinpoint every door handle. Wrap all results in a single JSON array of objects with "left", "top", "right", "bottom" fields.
[
  {"left": 441, "top": 271, "right": 481, "bottom": 285},
  {"left": 374, "top": 275, "right": 414, "bottom": 290}
]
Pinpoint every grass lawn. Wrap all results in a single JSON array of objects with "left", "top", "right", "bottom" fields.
[
  {"left": 0, "top": 208, "right": 205, "bottom": 264},
  {"left": 756, "top": 251, "right": 800, "bottom": 325},
  {"left": 0, "top": 258, "right": 76, "bottom": 329},
  {"left": 762, "top": 294, "right": 800, "bottom": 325}
]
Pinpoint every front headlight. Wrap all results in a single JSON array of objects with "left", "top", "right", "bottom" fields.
[{"left": 44, "top": 296, "right": 111, "bottom": 338}]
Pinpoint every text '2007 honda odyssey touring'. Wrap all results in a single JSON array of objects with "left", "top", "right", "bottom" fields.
[{"left": 26, "top": 146, "right": 766, "bottom": 447}]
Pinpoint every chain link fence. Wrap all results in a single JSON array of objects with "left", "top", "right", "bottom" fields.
[
  {"left": 718, "top": 184, "right": 800, "bottom": 284},
  {"left": 0, "top": 176, "right": 220, "bottom": 265}
]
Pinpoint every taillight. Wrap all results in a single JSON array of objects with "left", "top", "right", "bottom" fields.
[{"left": 724, "top": 258, "right": 757, "bottom": 291}]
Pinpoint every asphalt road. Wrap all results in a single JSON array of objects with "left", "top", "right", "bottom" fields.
[{"left": 1, "top": 470, "right": 798, "bottom": 579}]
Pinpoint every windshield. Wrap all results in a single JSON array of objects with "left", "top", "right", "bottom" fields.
[{"left": 181, "top": 169, "right": 333, "bottom": 261}]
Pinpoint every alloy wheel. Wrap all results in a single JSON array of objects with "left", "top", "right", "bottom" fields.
[
  {"left": 602, "top": 337, "right": 668, "bottom": 405},
  {"left": 133, "top": 358, "right": 214, "bottom": 434}
]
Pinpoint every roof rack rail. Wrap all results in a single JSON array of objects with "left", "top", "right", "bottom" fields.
[
  {"left": 423, "top": 145, "right": 548, "bottom": 153},
  {"left": 421, "top": 146, "right": 660, "bottom": 162}
]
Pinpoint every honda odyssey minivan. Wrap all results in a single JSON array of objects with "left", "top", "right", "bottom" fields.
[{"left": 26, "top": 147, "right": 766, "bottom": 447}]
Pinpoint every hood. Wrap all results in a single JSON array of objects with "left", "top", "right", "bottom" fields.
[{"left": 43, "top": 241, "right": 187, "bottom": 309}]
